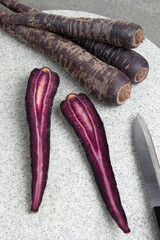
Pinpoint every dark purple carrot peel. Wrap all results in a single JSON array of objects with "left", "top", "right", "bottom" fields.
[
  {"left": 25, "top": 67, "right": 59, "bottom": 212},
  {"left": 73, "top": 39, "right": 149, "bottom": 84},
  {"left": 60, "top": 93, "right": 130, "bottom": 233},
  {"left": 0, "top": 0, "right": 144, "bottom": 48},
  {"left": 0, "top": 11, "right": 131, "bottom": 106}
]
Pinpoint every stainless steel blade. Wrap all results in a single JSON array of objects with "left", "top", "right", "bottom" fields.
[{"left": 133, "top": 114, "right": 160, "bottom": 208}]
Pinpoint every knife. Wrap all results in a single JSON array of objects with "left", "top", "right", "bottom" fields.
[{"left": 133, "top": 113, "right": 160, "bottom": 237}]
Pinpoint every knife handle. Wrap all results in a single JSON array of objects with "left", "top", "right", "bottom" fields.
[{"left": 153, "top": 207, "right": 160, "bottom": 237}]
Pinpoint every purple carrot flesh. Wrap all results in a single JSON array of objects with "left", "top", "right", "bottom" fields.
[
  {"left": 73, "top": 39, "right": 149, "bottom": 84},
  {"left": 25, "top": 67, "right": 59, "bottom": 212},
  {"left": 0, "top": 11, "right": 131, "bottom": 105},
  {"left": 60, "top": 93, "right": 130, "bottom": 233},
  {"left": 0, "top": 0, "right": 144, "bottom": 48}
]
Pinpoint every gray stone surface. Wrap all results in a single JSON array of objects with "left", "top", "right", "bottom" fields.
[
  {"left": 0, "top": 9, "right": 160, "bottom": 240},
  {"left": 13, "top": 0, "right": 160, "bottom": 48}
]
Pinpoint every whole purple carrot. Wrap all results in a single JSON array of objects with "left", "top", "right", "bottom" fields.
[
  {"left": 26, "top": 67, "right": 59, "bottom": 212},
  {"left": 0, "top": 0, "right": 144, "bottom": 48},
  {"left": 60, "top": 93, "right": 130, "bottom": 233}
]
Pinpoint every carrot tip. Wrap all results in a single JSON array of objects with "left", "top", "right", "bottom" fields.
[
  {"left": 117, "top": 84, "right": 131, "bottom": 105},
  {"left": 67, "top": 93, "right": 77, "bottom": 100},
  {"left": 135, "top": 29, "right": 144, "bottom": 46},
  {"left": 135, "top": 67, "right": 148, "bottom": 83},
  {"left": 42, "top": 67, "right": 50, "bottom": 73},
  {"left": 31, "top": 210, "right": 38, "bottom": 213}
]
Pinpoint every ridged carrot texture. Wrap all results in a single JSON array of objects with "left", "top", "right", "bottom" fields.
[
  {"left": 0, "top": 0, "right": 144, "bottom": 48},
  {"left": 60, "top": 93, "right": 130, "bottom": 233},
  {"left": 25, "top": 67, "right": 59, "bottom": 212},
  {"left": 73, "top": 39, "right": 149, "bottom": 84},
  {"left": 0, "top": 0, "right": 35, "bottom": 13},
  {"left": 0, "top": 12, "right": 131, "bottom": 106}
]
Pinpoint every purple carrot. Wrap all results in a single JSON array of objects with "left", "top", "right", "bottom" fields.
[
  {"left": 0, "top": 0, "right": 36, "bottom": 13},
  {"left": 0, "top": 0, "right": 144, "bottom": 48},
  {"left": 73, "top": 39, "right": 149, "bottom": 84},
  {"left": 60, "top": 93, "right": 130, "bottom": 233},
  {"left": 25, "top": 67, "right": 59, "bottom": 212},
  {"left": 0, "top": 11, "right": 131, "bottom": 106}
]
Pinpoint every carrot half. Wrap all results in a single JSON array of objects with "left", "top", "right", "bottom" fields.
[
  {"left": 60, "top": 93, "right": 130, "bottom": 233},
  {"left": 26, "top": 67, "right": 59, "bottom": 212},
  {"left": 0, "top": 11, "right": 131, "bottom": 105},
  {"left": 0, "top": 0, "right": 144, "bottom": 48},
  {"left": 73, "top": 39, "right": 149, "bottom": 84}
]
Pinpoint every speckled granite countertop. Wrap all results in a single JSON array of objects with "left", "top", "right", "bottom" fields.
[{"left": 0, "top": 10, "right": 160, "bottom": 240}]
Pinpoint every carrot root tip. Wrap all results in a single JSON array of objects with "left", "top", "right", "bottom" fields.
[{"left": 31, "top": 210, "right": 38, "bottom": 213}]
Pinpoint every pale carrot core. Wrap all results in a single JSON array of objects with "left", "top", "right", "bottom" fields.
[
  {"left": 42, "top": 67, "right": 50, "bottom": 73},
  {"left": 67, "top": 93, "right": 76, "bottom": 100},
  {"left": 117, "top": 84, "right": 131, "bottom": 105},
  {"left": 36, "top": 77, "right": 46, "bottom": 106}
]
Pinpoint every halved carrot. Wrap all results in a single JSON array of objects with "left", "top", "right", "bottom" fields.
[
  {"left": 61, "top": 93, "right": 130, "bottom": 233},
  {"left": 26, "top": 67, "right": 59, "bottom": 212}
]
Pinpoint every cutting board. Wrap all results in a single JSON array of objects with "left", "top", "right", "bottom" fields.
[{"left": 0, "top": 10, "right": 160, "bottom": 240}]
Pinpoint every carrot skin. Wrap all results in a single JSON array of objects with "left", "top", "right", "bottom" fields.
[
  {"left": 0, "top": 14, "right": 131, "bottom": 105},
  {"left": 0, "top": 0, "right": 144, "bottom": 48},
  {"left": 26, "top": 67, "right": 59, "bottom": 212},
  {"left": 0, "top": 0, "right": 35, "bottom": 13},
  {"left": 60, "top": 93, "right": 130, "bottom": 233},
  {"left": 73, "top": 39, "right": 149, "bottom": 83}
]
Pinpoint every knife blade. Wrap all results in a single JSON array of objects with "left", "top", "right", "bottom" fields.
[{"left": 133, "top": 113, "right": 160, "bottom": 236}]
